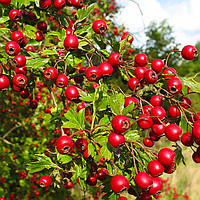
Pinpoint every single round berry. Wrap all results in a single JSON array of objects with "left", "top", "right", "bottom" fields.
[
  {"left": 13, "top": 55, "right": 26, "bottom": 67},
  {"left": 192, "top": 124, "right": 200, "bottom": 139},
  {"left": 75, "top": 138, "right": 88, "bottom": 151},
  {"left": 0, "top": 0, "right": 11, "bottom": 5},
  {"left": 99, "top": 62, "right": 113, "bottom": 76},
  {"left": 181, "top": 132, "right": 194, "bottom": 146},
  {"left": 44, "top": 67, "right": 58, "bottom": 81},
  {"left": 135, "top": 53, "right": 148, "bottom": 67},
  {"left": 128, "top": 77, "right": 140, "bottom": 91},
  {"left": 150, "top": 95, "right": 162, "bottom": 106},
  {"left": 149, "top": 177, "right": 163, "bottom": 196},
  {"left": 108, "top": 52, "right": 123, "bottom": 67},
  {"left": 5, "top": 41, "right": 20, "bottom": 56},
  {"left": 56, "top": 136, "right": 74, "bottom": 154},
  {"left": 181, "top": 45, "right": 198, "bottom": 60},
  {"left": 135, "top": 172, "right": 153, "bottom": 190},
  {"left": 86, "top": 174, "right": 97, "bottom": 186},
  {"left": 37, "top": 21, "right": 47, "bottom": 32},
  {"left": 138, "top": 114, "right": 153, "bottom": 129},
  {"left": 54, "top": 0, "right": 65, "bottom": 9},
  {"left": 35, "top": 31, "right": 44, "bottom": 41},
  {"left": 167, "top": 77, "right": 182, "bottom": 94},
  {"left": 165, "top": 124, "right": 182, "bottom": 141},
  {"left": 40, "top": 0, "right": 52, "bottom": 9},
  {"left": 0, "top": 74, "right": 9, "bottom": 91},
  {"left": 179, "top": 96, "right": 191, "bottom": 109},
  {"left": 92, "top": 20, "right": 107, "bottom": 34},
  {"left": 144, "top": 70, "right": 158, "bottom": 84},
  {"left": 194, "top": 112, "right": 200, "bottom": 121},
  {"left": 110, "top": 175, "right": 129, "bottom": 193},
  {"left": 150, "top": 106, "right": 166, "bottom": 122},
  {"left": 168, "top": 105, "right": 181, "bottom": 118},
  {"left": 124, "top": 96, "right": 138, "bottom": 110},
  {"left": 56, "top": 74, "right": 68, "bottom": 88},
  {"left": 39, "top": 175, "right": 52, "bottom": 187},
  {"left": 13, "top": 74, "right": 27, "bottom": 88},
  {"left": 30, "top": 100, "right": 38, "bottom": 109},
  {"left": 143, "top": 105, "right": 153, "bottom": 115},
  {"left": 164, "top": 162, "right": 176, "bottom": 174},
  {"left": 64, "top": 180, "right": 74, "bottom": 189},
  {"left": 85, "top": 66, "right": 101, "bottom": 82},
  {"left": 151, "top": 59, "right": 164, "bottom": 72},
  {"left": 64, "top": 34, "right": 78, "bottom": 52},
  {"left": 148, "top": 160, "right": 164, "bottom": 177},
  {"left": 143, "top": 138, "right": 154, "bottom": 147},
  {"left": 9, "top": 9, "right": 21, "bottom": 22},
  {"left": 15, "top": 66, "right": 27, "bottom": 74},
  {"left": 65, "top": 85, "right": 79, "bottom": 100},
  {"left": 152, "top": 123, "right": 165, "bottom": 136},
  {"left": 140, "top": 192, "right": 152, "bottom": 200},
  {"left": 112, "top": 115, "right": 130, "bottom": 134},
  {"left": 158, "top": 148, "right": 176, "bottom": 166},
  {"left": 11, "top": 31, "right": 24, "bottom": 43},
  {"left": 96, "top": 169, "right": 106, "bottom": 181},
  {"left": 108, "top": 132, "right": 125, "bottom": 147},
  {"left": 135, "top": 66, "right": 147, "bottom": 80},
  {"left": 162, "top": 67, "right": 176, "bottom": 79},
  {"left": 192, "top": 151, "right": 200, "bottom": 163}
]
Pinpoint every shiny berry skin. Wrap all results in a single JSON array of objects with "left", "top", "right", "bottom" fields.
[
  {"left": 37, "top": 21, "right": 47, "bottom": 32},
  {"left": 138, "top": 114, "right": 153, "bottom": 129},
  {"left": 20, "top": 88, "right": 29, "bottom": 99},
  {"left": 148, "top": 160, "right": 164, "bottom": 177},
  {"left": 135, "top": 66, "right": 147, "bottom": 80},
  {"left": 64, "top": 35, "right": 78, "bottom": 52},
  {"left": 13, "top": 55, "right": 26, "bottom": 67},
  {"left": 152, "top": 123, "right": 165, "bottom": 136},
  {"left": 26, "top": 45, "right": 34, "bottom": 52},
  {"left": 39, "top": 175, "right": 52, "bottom": 187},
  {"left": 149, "top": 130, "right": 160, "bottom": 141},
  {"left": 151, "top": 59, "right": 164, "bottom": 72},
  {"left": 192, "top": 124, "right": 200, "bottom": 139},
  {"left": 30, "top": 100, "right": 38, "bottom": 109},
  {"left": 164, "top": 162, "right": 176, "bottom": 174},
  {"left": 112, "top": 115, "right": 130, "bottom": 134},
  {"left": 83, "top": 148, "right": 89, "bottom": 159},
  {"left": 40, "top": 0, "right": 52, "bottom": 9},
  {"left": 158, "top": 148, "right": 176, "bottom": 166},
  {"left": 121, "top": 33, "right": 134, "bottom": 44},
  {"left": 179, "top": 97, "right": 191, "bottom": 109},
  {"left": 56, "top": 136, "right": 74, "bottom": 154},
  {"left": 140, "top": 192, "right": 152, "bottom": 200},
  {"left": 54, "top": 0, "right": 65, "bottom": 9},
  {"left": 194, "top": 112, "right": 200, "bottom": 121},
  {"left": 44, "top": 67, "right": 58, "bottom": 81},
  {"left": 65, "top": 27, "right": 73, "bottom": 36},
  {"left": 56, "top": 74, "right": 68, "bottom": 88},
  {"left": 0, "top": 75, "right": 9, "bottom": 91},
  {"left": 5, "top": 41, "right": 20, "bottom": 56},
  {"left": 13, "top": 74, "right": 27, "bottom": 88},
  {"left": 64, "top": 180, "right": 74, "bottom": 189},
  {"left": 192, "top": 151, "right": 200, "bottom": 163},
  {"left": 135, "top": 53, "right": 148, "bottom": 67},
  {"left": 71, "top": 0, "right": 83, "bottom": 8},
  {"left": 181, "top": 132, "right": 194, "bottom": 146},
  {"left": 117, "top": 197, "right": 127, "bottom": 200},
  {"left": 150, "top": 95, "right": 162, "bottom": 106},
  {"left": 167, "top": 77, "right": 182, "bottom": 94},
  {"left": 15, "top": 66, "right": 27, "bottom": 74},
  {"left": 99, "top": 62, "right": 113, "bottom": 76},
  {"left": 143, "top": 138, "right": 154, "bottom": 147},
  {"left": 9, "top": 9, "right": 21, "bottom": 22},
  {"left": 181, "top": 45, "right": 198, "bottom": 60},
  {"left": 149, "top": 177, "right": 163, "bottom": 195},
  {"left": 144, "top": 70, "right": 158, "bottom": 84},
  {"left": 86, "top": 66, "right": 101, "bottom": 81},
  {"left": 65, "top": 85, "right": 79, "bottom": 100},
  {"left": 96, "top": 169, "right": 106, "bottom": 181},
  {"left": 35, "top": 31, "right": 44, "bottom": 41},
  {"left": 0, "top": 0, "right": 11, "bottom": 5},
  {"left": 86, "top": 174, "right": 97, "bottom": 186},
  {"left": 128, "top": 77, "right": 140, "bottom": 91},
  {"left": 92, "top": 20, "right": 107, "bottom": 34},
  {"left": 135, "top": 172, "right": 153, "bottom": 190},
  {"left": 150, "top": 106, "right": 166, "bottom": 122},
  {"left": 108, "top": 52, "right": 123, "bottom": 67},
  {"left": 165, "top": 124, "right": 182, "bottom": 141},
  {"left": 168, "top": 105, "right": 181, "bottom": 118},
  {"left": 124, "top": 96, "right": 138, "bottom": 110},
  {"left": 11, "top": 31, "right": 24, "bottom": 43},
  {"left": 143, "top": 105, "right": 153, "bottom": 115},
  {"left": 110, "top": 175, "right": 129, "bottom": 193},
  {"left": 75, "top": 138, "right": 88, "bottom": 151},
  {"left": 108, "top": 132, "right": 125, "bottom": 147},
  {"left": 162, "top": 67, "right": 176, "bottom": 79}
]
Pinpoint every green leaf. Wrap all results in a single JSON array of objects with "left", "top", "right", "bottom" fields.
[
  {"left": 75, "top": 3, "right": 96, "bottom": 24},
  {"left": 99, "top": 115, "right": 110, "bottom": 126},
  {"left": 26, "top": 58, "right": 49, "bottom": 68},
  {"left": 108, "top": 92, "right": 125, "bottom": 115},
  {"left": 88, "top": 143, "right": 96, "bottom": 157},
  {"left": 179, "top": 112, "right": 189, "bottom": 133},
  {"left": 0, "top": 16, "right": 9, "bottom": 23},
  {"left": 0, "top": 28, "right": 9, "bottom": 36},
  {"left": 41, "top": 49, "right": 59, "bottom": 56},
  {"left": 57, "top": 154, "right": 72, "bottom": 164},
  {"left": 175, "top": 147, "right": 185, "bottom": 165},
  {"left": 122, "top": 102, "right": 136, "bottom": 115},
  {"left": 124, "top": 130, "right": 140, "bottom": 141},
  {"left": 100, "top": 143, "right": 113, "bottom": 160},
  {"left": 96, "top": 96, "right": 108, "bottom": 111},
  {"left": 62, "top": 107, "right": 85, "bottom": 129},
  {"left": 27, "top": 154, "right": 61, "bottom": 173},
  {"left": 79, "top": 89, "right": 95, "bottom": 102},
  {"left": 180, "top": 77, "right": 200, "bottom": 93}
]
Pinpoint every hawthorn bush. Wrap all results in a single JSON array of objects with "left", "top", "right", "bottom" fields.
[{"left": 0, "top": 0, "right": 199, "bottom": 200}]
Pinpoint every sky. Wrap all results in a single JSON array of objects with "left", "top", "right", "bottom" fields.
[{"left": 114, "top": 0, "right": 200, "bottom": 48}]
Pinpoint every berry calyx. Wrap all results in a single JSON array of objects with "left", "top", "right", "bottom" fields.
[
  {"left": 112, "top": 115, "right": 130, "bottom": 134},
  {"left": 92, "top": 20, "right": 107, "bottom": 34},
  {"left": 39, "top": 175, "right": 52, "bottom": 187},
  {"left": 135, "top": 172, "right": 153, "bottom": 190},
  {"left": 56, "top": 136, "right": 74, "bottom": 154},
  {"left": 181, "top": 45, "right": 198, "bottom": 60},
  {"left": 110, "top": 175, "right": 129, "bottom": 193}
]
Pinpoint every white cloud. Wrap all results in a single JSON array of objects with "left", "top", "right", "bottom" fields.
[{"left": 114, "top": 0, "right": 200, "bottom": 47}]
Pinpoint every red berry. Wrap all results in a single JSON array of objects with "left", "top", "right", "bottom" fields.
[
  {"left": 150, "top": 95, "right": 162, "bottom": 106},
  {"left": 168, "top": 105, "right": 181, "bottom": 118},
  {"left": 92, "top": 20, "right": 107, "bottom": 34},
  {"left": 13, "top": 55, "right": 26, "bottom": 67},
  {"left": 108, "top": 52, "right": 123, "bottom": 67},
  {"left": 75, "top": 138, "right": 88, "bottom": 151},
  {"left": 150, "top": 106, "right": 166, "bottom": 122},
  {"left": 181, "top": 45, "right": 198, "bottom": 60},
  {"left": 64, "top": 35, "right": 78, "bottom": 52},
  {"left": 162, "top": 67, "right": 176, "bottom": 79},
  {"left": 11, "top": 31, "right": 24, "bottom": 43},
  {"left": 0, "top": 74, "right": 9, "bottom": 91},
  {"left": 13, "top": 74, "right": 27, "bottom": 88},
  {"left": 192, "top": 151, "right": 200, "bottom": 163},
  {"left": 56, "top": 74, "right": 68, "bottom": 88},
  {"left": 30, "top": 100, "right": 38, "bottom": 109},
  {"left": 110, "top": 175, "right": 129, "bottom": 193},
  {"left": 40, "top": 0, "right": 52, "bottom": 9},
  {"left": 151, "top": 59, "right": 164, "bottom": 72},
  {"left": 138, "top": 114, "right": 153, "bottom": 129},
  {"left": 39, "top": 175, "right": 52, "bottom": 187},
  {"left": 140, "top": 192, "right": 152, "bottom": 200},
  {"left": 144, "top": 70, "right": 158, "bottom": 84},
  {"left": 44, "top": 67, "right": 58, "bottom": 81},
  {"left": 164, "top": 162, "right": 176, "bottom": 174},
  {"left": 15, "top": 66, "right": 27, "bottom": 74},
  {"left": 135, "top": 53, "right": 148, "bottom": 67},
  {"left": 165, "top": 124, "right": 182, "bottom": 141},
  {"left": 112, "top": 115, "right": 130, "bottom": 134},
  {"left": 135, "top": 66, "right": 147, "bottom": 80},
  {"left": 35, "top": 31, "right": 44, "bottom": 41},
  {"left": 86, "top": 174, "right": 97, "bottom": 186},
  {"left": 158, "top": 148, "right": 176, "bottom": 166},
  {"left": 85, "top": 66, "right": 101, "bottom": 81},
  {"left": 181, "top": 132, "right": 194, "bottom": 146},
  {"left": 65, "top": 27, "right": 73, "bottom": 36},
  {"left": 9, "top": 9, "right": 21, "bottom": 22},
  {"left": 121, "top": 33, "right": 134, "bottom": 44},
  {"left": 37, "top": 21, "right": 47, "bottom": 32},
  {"left": 56, "top": 136, "right": 74, "bottom": 154},
  {"left": 70, "top": 0, "right": 83, "bottom": 8},
  {"left": 124, "top": 96, "right": 138, "bottom": 110},
  {"left": 96, "top": 169, "right": 106, "bottom": 181},
  {"left": 108, "top": 132, "right": 125, "bottom": 147},
  {"left": 148, "top": 160, "right": 164, "bottom": 177},
  {"left": 64, "top": 180, "right": 74, "bottom": 189},
  {"left": 194, "top": 112, "right": 200, "bottom": 121},
  {"left": 26, "top": 45, "right": 35, "bottom": 52},
  {"left": 143, "top": 105, "right": 153, "bottom": 115},
  {"left": 65, "top": 85, "right": 79, "bottom": 100},
  {"left": 5, "top": 41, "right": 20, "bottom": 56},
  {"left": 179, "top": 97, "right": 191, "bottom": 109},
  {"left": 149, "top": 177, "right": 163, "bottom": 195},
  {"left": 128, "top": 77, "right": 140, "bottom": 91},
  {"left": 192, "top": 124, "right": 200, "bottom": 139},
  {"left": 117, "top": 197, "right": 127, "bottom": 200},
  {"left": 152, "top": 123, "right": 165, "bottom": 136},
  {"left": 167, "top": 77, "right": 182, "bottom": 94},
  {"left": 135, "top": 172, "right": 153, "bottom": 190},
  {"left": 99, "top": 62, "right": 113, "bottom": 76},
  {"left": 54, "top": 0, "right": 65, "bottom": 9},
  {"left": 0, "top": 0, "right": 11, "bottom": 5},
  {"left": 143, "top": 138, "right": 154, "bottom": 147}
]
